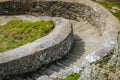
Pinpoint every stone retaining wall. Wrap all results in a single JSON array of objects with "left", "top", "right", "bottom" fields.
[
  {"left": 0, "top": 16, "right": 73, "bottom": 78},
  {"left": 0, "top": 0, "right": 120, "bottom": 78},
  {"left": 0, "top": 0, "right": 119, "bottom": 35},
  {"left": 0, "top": 0, "right": 107, "bottom": 34}
]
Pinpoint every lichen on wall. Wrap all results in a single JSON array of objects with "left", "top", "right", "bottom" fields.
[
  {"left": 79, "top": 32, "right": 120, "bottom": 80},
  {"left": 108, "top": 31, "right": 120, "bottom": 70}
]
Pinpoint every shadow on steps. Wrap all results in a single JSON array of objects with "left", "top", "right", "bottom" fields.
[{"left": 4, "top": 35, "right": 85, "bottom": 80}]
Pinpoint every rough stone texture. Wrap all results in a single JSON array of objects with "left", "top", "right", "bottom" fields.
[
  {"left": 0, "top": 0, "right": 120, "bottom": 79},
  {"left": 79, "top": 32, "right": 120, "bottom": 80},
  {"left": 79, "top": 64, "right": 120, "bottom": 80},
  {"left": 0, "top": 0, "right": 111, "bottom": 34},
  {"left": 108, "top": 32, "right": 120, "bottom": 70},
  {"left": 0, "top": 16, "right": 73, "bottom": 78},
  {"left": 37, "top": 75, "right": 49, "bottom": 80},
  {"left": 0, "top": 1, "right": 119, "bottom": 63}
]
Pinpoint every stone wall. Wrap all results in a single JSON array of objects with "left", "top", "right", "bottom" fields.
[
  {"left": 0, "top": 0, "right": 111, "bottom": 34},
  {"left": 0, "top": 16, "right": 73, "bottom": 78},
  {"left": 108, "top": 32, "right": 120, "bottom": 70},
  {"left": 0, "top": 0, "right": 118, "bottom": 35},
  {"left": 79, "top": 32, "right": 120, "bottom": 80},
  {"left": 0, "top": 0, "right": 120, "bottom": 79}
]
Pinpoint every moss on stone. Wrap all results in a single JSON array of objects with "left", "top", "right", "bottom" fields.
[
  {"left": 0, "top": 20, "right": 54, "bottom": 53},
  {"left": 94, "top": 0, "right": 120, "bottom": 20}
]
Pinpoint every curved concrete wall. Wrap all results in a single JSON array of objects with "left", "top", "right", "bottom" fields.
[{"left": 0, "top": 16, "right": 73, "bottom": 78}]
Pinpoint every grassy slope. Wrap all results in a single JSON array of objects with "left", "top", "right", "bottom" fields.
[
  {"left": 95, "top": 1, "right": 120, "bottom": 20},
  {"left": 0, "top": 20, "right": 54, "bottom": 53}
]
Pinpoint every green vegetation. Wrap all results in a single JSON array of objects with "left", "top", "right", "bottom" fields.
[
  {"left": 0, "top": 20, "right": 54, "bottom": 53},
  {"left": 94, "top": 1, "right": 120, "bottom": 20},
  {"left": 59, "top": 74, "right": 80, "bottom": 80}
]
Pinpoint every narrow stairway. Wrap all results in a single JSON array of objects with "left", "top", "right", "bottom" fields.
[{"left": 5, "top": 20, "right": 105, "bottom": 80}]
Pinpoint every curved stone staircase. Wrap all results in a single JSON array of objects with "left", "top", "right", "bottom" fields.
[
  {"left": 4, "top": 20, "right": 109, "bottom": 80},
  {"left": 1, "top": 0, "right": 120, "bottom": 80}
]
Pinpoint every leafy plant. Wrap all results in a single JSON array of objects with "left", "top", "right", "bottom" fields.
[{"left": 59, "top": 74, "right": 80, "bottom": 80}]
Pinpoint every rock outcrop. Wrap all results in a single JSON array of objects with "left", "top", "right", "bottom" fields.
[
  {"left": 108, "top": 32, "right": 120, "bottom": 70},
  {"left": 79, "top": 32, "right": 120, "bottom": 80}
]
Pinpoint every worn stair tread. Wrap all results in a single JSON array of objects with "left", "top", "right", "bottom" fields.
[
  {"left": 39, "top": 68, "right": 48, "bottom": 75},
  {"left": 48, "top": 65, "right": 62, "bottom": 72},
  {"left": 30, "top": 73, "right": 41, "bottom": 80},
  {"left": 68, "top": 53, "right": 81, "bottom": 57},
  {"left": 44, "top": 69, "right": 55, "bottom": 76}
]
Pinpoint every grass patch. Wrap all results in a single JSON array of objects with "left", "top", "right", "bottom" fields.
[
  {"left": 94, "top": 0, "right": 120, "bottom": 20},
  {"left": 0, "top": 20, "right": 54, "bottom": 53},
  {"left": 59, "top": 74, "right": 80, "bottom": 80}
]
